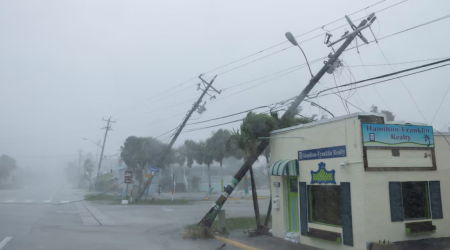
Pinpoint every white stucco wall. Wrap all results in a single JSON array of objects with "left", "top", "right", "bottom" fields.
[
  {"left": 362, "top": 134, "right": 450, "bottom": 243},
  {"left": 270, "top": 115, "right": 368, "bottom": 250},
  {"left": 268, "top": 112, "right": 450, "bottom": 250},
  {"left": 366, "top": 148, "right": 433, "bottom": 167}
]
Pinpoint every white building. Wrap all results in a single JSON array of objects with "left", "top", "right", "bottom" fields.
[{"left": 268, "top": 112, "right": 449, "bottom": 250}]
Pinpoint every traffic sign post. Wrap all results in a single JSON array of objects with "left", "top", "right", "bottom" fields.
[{"left": 125, "top": 170, "right": 133, "bottom": 184}]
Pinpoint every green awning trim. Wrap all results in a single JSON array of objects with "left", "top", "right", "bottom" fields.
[{"left": 269, "top": 160, "right": 299, "bottom": 176}]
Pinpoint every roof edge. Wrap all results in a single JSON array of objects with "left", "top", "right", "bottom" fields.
[{"left": 270, "top": 112, "right": 384, "bottom": 135}]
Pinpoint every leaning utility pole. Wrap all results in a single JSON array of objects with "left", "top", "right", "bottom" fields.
[
  {"left": 135, "top": 74, "right": 221, "bottom": 201},
  {"left": 94, "top": 116, "right": 115, "bottom": 189},
  {"left": 199, "top": 13, "right": 377, "bottom": 228}
]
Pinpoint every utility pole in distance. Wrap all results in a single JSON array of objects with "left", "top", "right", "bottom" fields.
[
  {"left": 94, "top": 116, "right": 116, "bottom": 189},
  {"left": 199, "top": 13, "right": 378, "bottom": 229},
  {"left": 135, "top": 75, "right": 220, "bottom": 201}
]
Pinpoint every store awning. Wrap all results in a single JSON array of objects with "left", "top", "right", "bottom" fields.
[{"left": 269, "top": 160, "right": 299, "bottom": 176}]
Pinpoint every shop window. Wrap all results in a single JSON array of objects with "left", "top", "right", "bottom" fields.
[
  {"left": 402, "top": 182, "right": 430, "bottom": 220},
  {"left": 308, "top": 185, "right": 342, "bottom": 226}
]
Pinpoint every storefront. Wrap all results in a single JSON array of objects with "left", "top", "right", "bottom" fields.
[{"left": 268, "top": 112, "right": 450, "bottom": 250}]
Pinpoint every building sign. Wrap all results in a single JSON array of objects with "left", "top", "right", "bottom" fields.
[
  {"left": 298, "top": 146, "right": 346, "bottom": 161},
  {"left": 362, "top": 124, "right": 434, "bottom": 148},
  {"left": 148, "top": 166, "right": 160, "bottom": 172},
  {"left": 273, "top": 182, "right": 280, "bottom": 187},
  {"left": 311, "top": 162, "right": 336, "bottom": 184}
]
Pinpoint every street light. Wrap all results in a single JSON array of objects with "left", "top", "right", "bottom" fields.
[
  {"left": 285, "top": 31, "right": 314, "bottom": 78},
  {"left": 83, "top": 138, "right": 101, "bottom": 148}
]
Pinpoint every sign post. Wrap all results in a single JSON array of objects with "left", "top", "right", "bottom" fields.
[{"left": 124, "top": 170, "right": 133, "bottom": 201}]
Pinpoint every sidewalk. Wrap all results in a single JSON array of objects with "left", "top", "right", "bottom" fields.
[{"left": 217, "top": 231, "right": 322, "bottom": 250}]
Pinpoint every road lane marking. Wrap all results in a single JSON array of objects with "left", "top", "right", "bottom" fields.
[
  {"left": 60, "top": 201, "right": 69, "bottom": 204},
  {"left": 43, "top": 200, "right": 52, "bottom": 203},
  {"left": 161, "top": 207, "right": 174, "bottom": 212},
  {"left": 4, "top": 200, "right": 16, "bottom": 203},
  {"left": 0, "top": 237, "right": 12, "bottom": 249},
  {"left": 23, "top": 199, "right": 34, "bottom": 203}
]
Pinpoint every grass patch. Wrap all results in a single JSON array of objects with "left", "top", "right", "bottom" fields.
[
  {"left": 185, "top": 215, "right": 272, "bottom": 232},
  {"left": 132, "top": 199, "right": 191, "bottom": 205},
  {"left": 84, "top": 193, "right": 116, "bottom": 201},
  {"left": 181, "top": 225, "right": 215, "bottom": 240}
]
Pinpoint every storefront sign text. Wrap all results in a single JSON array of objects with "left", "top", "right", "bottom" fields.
[
  {"left": 298, "top": 146, "right": 346, "bottom": 161},
  {"left": 362, "top": 124, "right": 434, "bottom": 148}
]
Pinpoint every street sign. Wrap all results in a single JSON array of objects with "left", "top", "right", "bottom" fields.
[
  {"left": 145, "top": 173, "right": 152, "bottom": 178},
  {"left": 148, "top": 166, "right": 160, "bottom": 172},
  {"left": 125, "top": 170, "right": 133, "bottom": 184}
]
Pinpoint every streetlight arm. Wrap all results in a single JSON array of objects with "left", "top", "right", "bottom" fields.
[{"left": 83, "top": 138, "right": 102, "bottom": 148}]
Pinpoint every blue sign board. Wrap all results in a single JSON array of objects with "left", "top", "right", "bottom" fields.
[
  {"left": 148, "top": 166, "right": 160, "bottom": 172},
  {"left": 362, "top": 124, "right": 434, "bottom": 148},
  {"left": 298, "top": 146, "right": 347, "bottom": 161}
]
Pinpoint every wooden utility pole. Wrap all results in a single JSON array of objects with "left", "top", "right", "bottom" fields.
[
  {"left": 199, "top": 14, "right": 377, "bottom": 228},
  {"left": 94, "top": 116, "right": 115, "bottom": 189},
  {"left": 135, "top": 75, "right": 220, "bottom": 201}
]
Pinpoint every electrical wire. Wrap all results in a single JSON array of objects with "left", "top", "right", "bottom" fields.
[
  {"left": 376, "top": 43, "right": 429, "bottom": 124},
  {"left": 111, "top": 1, "right": 410, "bottom": 118},
  {"left": 434, "top": 129, "right": 450, "bottom": 148},
  {"left": 344, "top": 14, "right": 450, "bottom": 53},
  {"left": 356, "top": 52, "right": 395, "bottom": 115},
  {"left": 134, "top": 98, "right": 197, "bottom": 117},
  {"left": 347, "top": 57, "right": 450, "bottom": 67},
  {"left": 201, "top": 0, "right": 391, "bottom": 76},
  {"left": 332, "top": 73, "right": 350, "bottom": 114},
  {"left": 430, "top": 83, "right": 450, "bottom": 125},
  {"left": 315, "top": 63, "right": 450, "bottom": 98},
  {"left": 313, "top": 58, "right": 450, "bottom": 96},
  {"left": 186, "top": 106, "right": 268, "bottom": 125}
]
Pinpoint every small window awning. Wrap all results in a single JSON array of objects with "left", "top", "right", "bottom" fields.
[{"left": 269, "top": 160, "right": 299, "bottom": 176}]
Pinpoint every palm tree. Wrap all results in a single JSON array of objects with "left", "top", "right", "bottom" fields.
[
  {"left": 227, "top": 109, "right": 316, "bottom": 232},
  {"left": 424, "top": 134, "right": 431, "bottom": 147}
]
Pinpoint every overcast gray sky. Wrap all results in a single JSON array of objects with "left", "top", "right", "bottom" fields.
[{"left": 1, "top": 0, "right": 450, "bottom": 169}]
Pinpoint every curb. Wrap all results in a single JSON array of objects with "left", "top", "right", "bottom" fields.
[
  {"left": 215, "top": 236, "right": 260, "bottom": 250},
  {"left": 248, "top": 196, "right": 268, "bottom": 200}
]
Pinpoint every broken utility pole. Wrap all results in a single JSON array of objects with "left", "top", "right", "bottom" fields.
[
  {"left": 94, "top": 116, "right": 115, "bottom": 189},
  {"left": 135, "top": 75, "right": 220, "bottom": 201},
  {"left": 199, "top": 13, "right": 377, "bottom": 228}
]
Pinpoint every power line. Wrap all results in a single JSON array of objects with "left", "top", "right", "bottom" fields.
[
  {"left": 111, "top": 0, "right": 406, "bottom": 117},
  {"left": 344, "top": 14, "right": 450, "bottom": 53},
  {"left": 347, "top": 57, "right": 450, "bottom": 67},
  {"left": 186, "top": 106, "right": 268, "bottom": 125},
  {"left": 430, "top": 83, "right": 450, "bottom": 125},
  {"left": 135, "top": 10, "right": 447, "bottom": 129},
  {"left": 315, "top": 63, "right": 450, "bottom": 98},
  {"left": 202, "top": 0, "right": 394, "bottom": 76},
  {"left": 208, "top": 18, "right": 450, "bottom": 107},
  {"left": 134, "top": 98, "right": 197, "bottom": 117},
  {"left": 356, "top": 52, "right": 395, "bottom": 114},
  {"left": 113, "top": 76, "right": 197, "bottom": 116},
  {"left": 313, "top": 58, "right": 450, "bottom": 96},
  {"left": 114, "top": 83, "right": 198, "bottom": 117},
  {"left": 376, "top": 43, "right": 428, "bottom": 123}
]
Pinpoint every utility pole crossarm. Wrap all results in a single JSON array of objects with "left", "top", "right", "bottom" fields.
[{"left": 135, "top": 75, "right": 219, "bottom": 201}]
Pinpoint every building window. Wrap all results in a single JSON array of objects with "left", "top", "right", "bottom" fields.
[
  {"left": 391, "top": 149, "right": 400, "bottom": 157},
  {"left": 308, "top": 185, "right": 342, "bottom": 226},
  {"left": 402, "top": 182, "right": 430, "bottom": 220}
]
